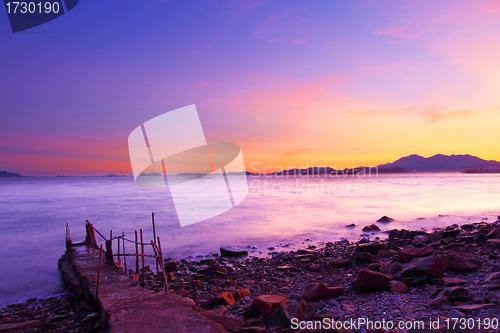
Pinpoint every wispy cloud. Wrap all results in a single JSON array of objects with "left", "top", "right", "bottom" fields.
[
  {"left": 253, "top": 8, "right": 294, "bottom": 39},
  {"left": 374, "top": 27, "right": 421, "bottom": 39}
]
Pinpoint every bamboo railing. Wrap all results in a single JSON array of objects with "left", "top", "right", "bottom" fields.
[{"left": 80, "top": 213, "right": 168, "bottom": 297}]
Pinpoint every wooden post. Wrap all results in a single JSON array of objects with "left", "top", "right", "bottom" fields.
[
  {"left": 140, "top": 229, "right": 145, "bottom": 281},
  {"left": 157, "top": 236, "right": 168, "bottom": 293},
  {"left": 96, "top": 244, "right": 103, "bottom": 299},
  {"left": 105, "top": 230, "right": 114, "bottom": 266},
  {"left": 135, "top": 230, "right": 139, "bottom": 275},
  {"left": 85, "top": 221, "right": 98, "bottom": 249},
  {"left": 65, "top": 223, "right": 72, "bottom": 247},
  {"left": 152, "top": 213, "right": 159, "bottom": 284},
  {"left": 117, "top": 234, "right": 121, "bottom": 269},
  {"left": 122, "top": 232, "right": 127, "bottom": 273}
]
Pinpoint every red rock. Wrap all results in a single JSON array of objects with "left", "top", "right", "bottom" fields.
[
  {"left": 398, "top": 246, "right": 434, "bottom": 263},
  {"left": 191, "top": 280, "right": 203, "bottom": 287},
  {"left": 236, "top": 288, "right": 251, "bottom": 299},
  {"left": 442, "top": 278, "right": 466, "bottom": 286},
  {"left": 263, "top": 301, "right": 307, "bottom": 328},
  {"left": 220, "top": 246, "right": 248, "bottom": 257},
  {"left": 380, "top": 262, "right": 402, "bottom": 276},
  {"left": 175, "top": 288, "right": 189, "bottom": 297},
  {"left": 362, "top": 224, "right": 381, "bottom": 232},
  {"left": 330, "top": 258, "right": 349, "bottom": 268},
  {"left": 390, "top": 281, "right": 408, "bottom": 294},
  {"left": 445, "top": 252, "right": 480, "bottom": 271},
  {"left": 482, "top": 272, "right": 500, "bottom": 290},
  {"left": 402, "top": 255, "right": 449, "bottom": 281},
  {"left": 244, "top": 295, "right": 287, "bottom": 318},
  {"left": 164, "top": 261, "right": 179, "bottom": 272},
  {"left": 300, "top": 282, "right": 344, "bottom": 301},
  {"left": 352, "top": 269, "right": 391, "bottom": 290},
  {"left": 205, "top": 315, "right": 245, "bottom": 330},
  {"left": 431, "top": 287, "right": 473, "bottom": 306},
  {"left": 200, "top": 291, "right": 235, "bottom": 308}
]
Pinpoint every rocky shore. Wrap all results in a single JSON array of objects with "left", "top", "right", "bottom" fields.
[
  {"left": 149, "top": 217, "right": 500, "bottom": 332},
  {"left": 3, "top": 217, "right": 500, "bottom": 333},
  {"left": 0, "top": 295, "right": 103, "bottom": 332}
]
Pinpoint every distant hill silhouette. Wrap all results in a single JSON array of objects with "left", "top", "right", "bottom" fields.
[
  {"left": 0, "top": 171, "right": 22, "bottom": 177},
  {"left": 378, "top": 154, "right": 500, "bottom": 172}
]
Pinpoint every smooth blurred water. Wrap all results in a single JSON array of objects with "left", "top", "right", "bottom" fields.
[{"left": 1, "top": 173, "right": 499, "bottom": 306}]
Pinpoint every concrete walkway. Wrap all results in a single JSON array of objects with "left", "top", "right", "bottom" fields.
[{"left": 67, "top": 244, "right": 226, "bottom": 333}]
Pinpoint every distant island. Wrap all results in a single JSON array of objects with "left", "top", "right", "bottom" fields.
[
  {"left": 0, "top": 171, "right": 22, "bottom": 177},
  {"left": 250, "top": 154, "right": 500, "bottom": 175}
]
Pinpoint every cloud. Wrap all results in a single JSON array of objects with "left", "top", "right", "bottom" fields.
[
  {"left": 374, "top": 27, "right": 421, "bottom": 39},
  {"left": 253, "top": 8, "right": 294, "bottom": 39}
]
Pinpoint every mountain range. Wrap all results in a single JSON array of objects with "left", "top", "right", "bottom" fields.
[{"left": 378, "top": 154, "right": 500, "bottom": 172}]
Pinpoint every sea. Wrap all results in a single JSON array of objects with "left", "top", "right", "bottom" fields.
[{"left": 1, "top": 172, "right": 499, "bottom": 307}]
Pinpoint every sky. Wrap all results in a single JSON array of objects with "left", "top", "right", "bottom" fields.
[{"left": 1, "top": 0, "right": 500, "bottom": 176}]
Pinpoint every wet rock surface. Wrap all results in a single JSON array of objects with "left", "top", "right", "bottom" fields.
[{"left": 0, "top": 295, "right": 103, "bottom": 333}]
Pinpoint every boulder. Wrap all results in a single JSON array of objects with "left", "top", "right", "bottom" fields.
[
  {"left": 330, "top": 258, "right": 349, "bottom": 268},
  {"left": 220, "top": 246, "right": 248, "bottom": 257},
  {"left": 205, "top": 315, "right": 245, "bottom": 330},
  {"left": 236, "top": 288, "right": 252, "bottom": 299},
  {"left": 349, "top": 251, "right": 373, "bottom": 268},
  {"left": 352, "top": 269, "right": 391, "bottom": 290},
  {"left": 401, "top": 255, "right": 449, "bottom": 284},
  {"left": 482, "top": 272, "right": 500, "bottom": 290},
  {"left": 431, "top": 287, "right": 473, "bottom": 306},
  {"left": 380, "top": 262, "right": 402, "bottom": 276},
  {"left": 487, "top": 239, "right": 500, "bottom": 248},
  {"left": 200, "top": 291, "right": 236, "bottom": 308},
  {"left": 398, "top": 246, "right": 434, "bottom": 263},
  {"left": 445, "top": 252, "right": 481, "bottom": 271},
  {"left": 300, "top": 282, "right": 344, "bottom": 301},
  {"left": 244, "top": 295, "right": 287, "bottom": 318},
  {"left": 441, "top": 278, "right": 466, "bottom": 286},
  {"left": 486, "top": 227, "right": 500, "bottom": 238},
  {"left": 355, "top": 243, "right": 382, "bottom": 255},
  {"left": 390, "top": 281, "right": 408, "bottom": 294},
  {"left": 377, "top": 216, "right": 394, "bottom": 223},
  {"left": 362, "top": 224, "right": 380, "bottom": 232},
  {"left": 164, "top": 261, "right": 179, "bottom": 273},
  {"left": 443, "top": 229, "right": 460, "bottom": 238},
  {"left": 263, "top": 301, "right": 307, "bottom": 329}
]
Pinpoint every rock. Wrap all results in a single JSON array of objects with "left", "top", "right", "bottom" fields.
[
  {"left": 349, "top": 251, "right": 373, "bottom": 268},
  {"left": 355, "top": 243, "right": 382, "bottom": 255},
  {"left": 230, "top": 328, "right": 267, "bottom": 333},
  {"left": 205, "top": 315, "right": 245, "bottom": 330},
  {"left": 486, "top": 227, "right": 500, "bottom": 238},
  {"left": 200, "top": 291, "right": 236, "bottom": 308},
  {"left": 362, "top": 224, "right": 380, "bottom": 232},
  {"left": 340, "top": 303, "right": 355, "bottom": 312},
  {"left": 359, "top": 237, "right": 370, "bottom": 244},
  {"left": 431, "top": 287, "right": 473, "bottom": 306},
  {"left": 441, "top": 278, "right": 466, "bottom": 286},
  {"left": 445, "top": 252, "right": 481, "bottom": 271},
  {"left": 236, "top": 288, "right": 252, "bottom": 299},
  {"left": 263, "top": 301, "right": 307, "bottom": 329},
  {"left": 191, "top": 280, "right": 203, "bottom": 287},
  {"left": 487, "top": 239, "right": 500, "bottom": 248},
  {"left": 306, "top": 302, "right": 325, "bottom": 314},
  {"left": 164, "top": 261, "right": 179, "bottom": 272},
  {"left": 380, "top": 262, "right": 402, "bottom": 276},
  {"left": 482, "top": 272, "right": 500, "bottom": 290},
  {"left": 330, "top": 258, "right": 349, "bottom": 268},
  {"left": 443, "top": 229, "right": 460, "bottom": 238},
  {"left": 402, "top": 255, "right": 449, "bottom": 284},
  {"left": 352, "top": 269, "right": 391, "bottom": 290},
  {"left": 244, "top": 295, "right": 287, "bottom": 318},
  {"left": 346, "top": 223, "right": 356, "bottom": 228},
  {"left": 398, "top": 246, "right": 434, "bottom": 263},
  {"left": 377, "top": 216, "right": 394, "bottom": 223},
  {"left": 418, "top": 285, "right": 438, "bottom": 298},
  {"left": 390, "top": 281, "right": 408, "bottom": 294},
  {"left": 175, "top": 288, "right": 189, "bottom": 297},
  {"left": 220, "top": 246, "right": 248, "bottom": 257},
  {"left": 447, "top": 309, "right": 465, "bottom": 319},
  {"left": 300, "top": 282, "right": 344, "bottom": 301}
]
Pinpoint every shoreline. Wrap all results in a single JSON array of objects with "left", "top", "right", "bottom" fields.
[{"left": 2, "top": 216, "right": 500, "bottom": 332}]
